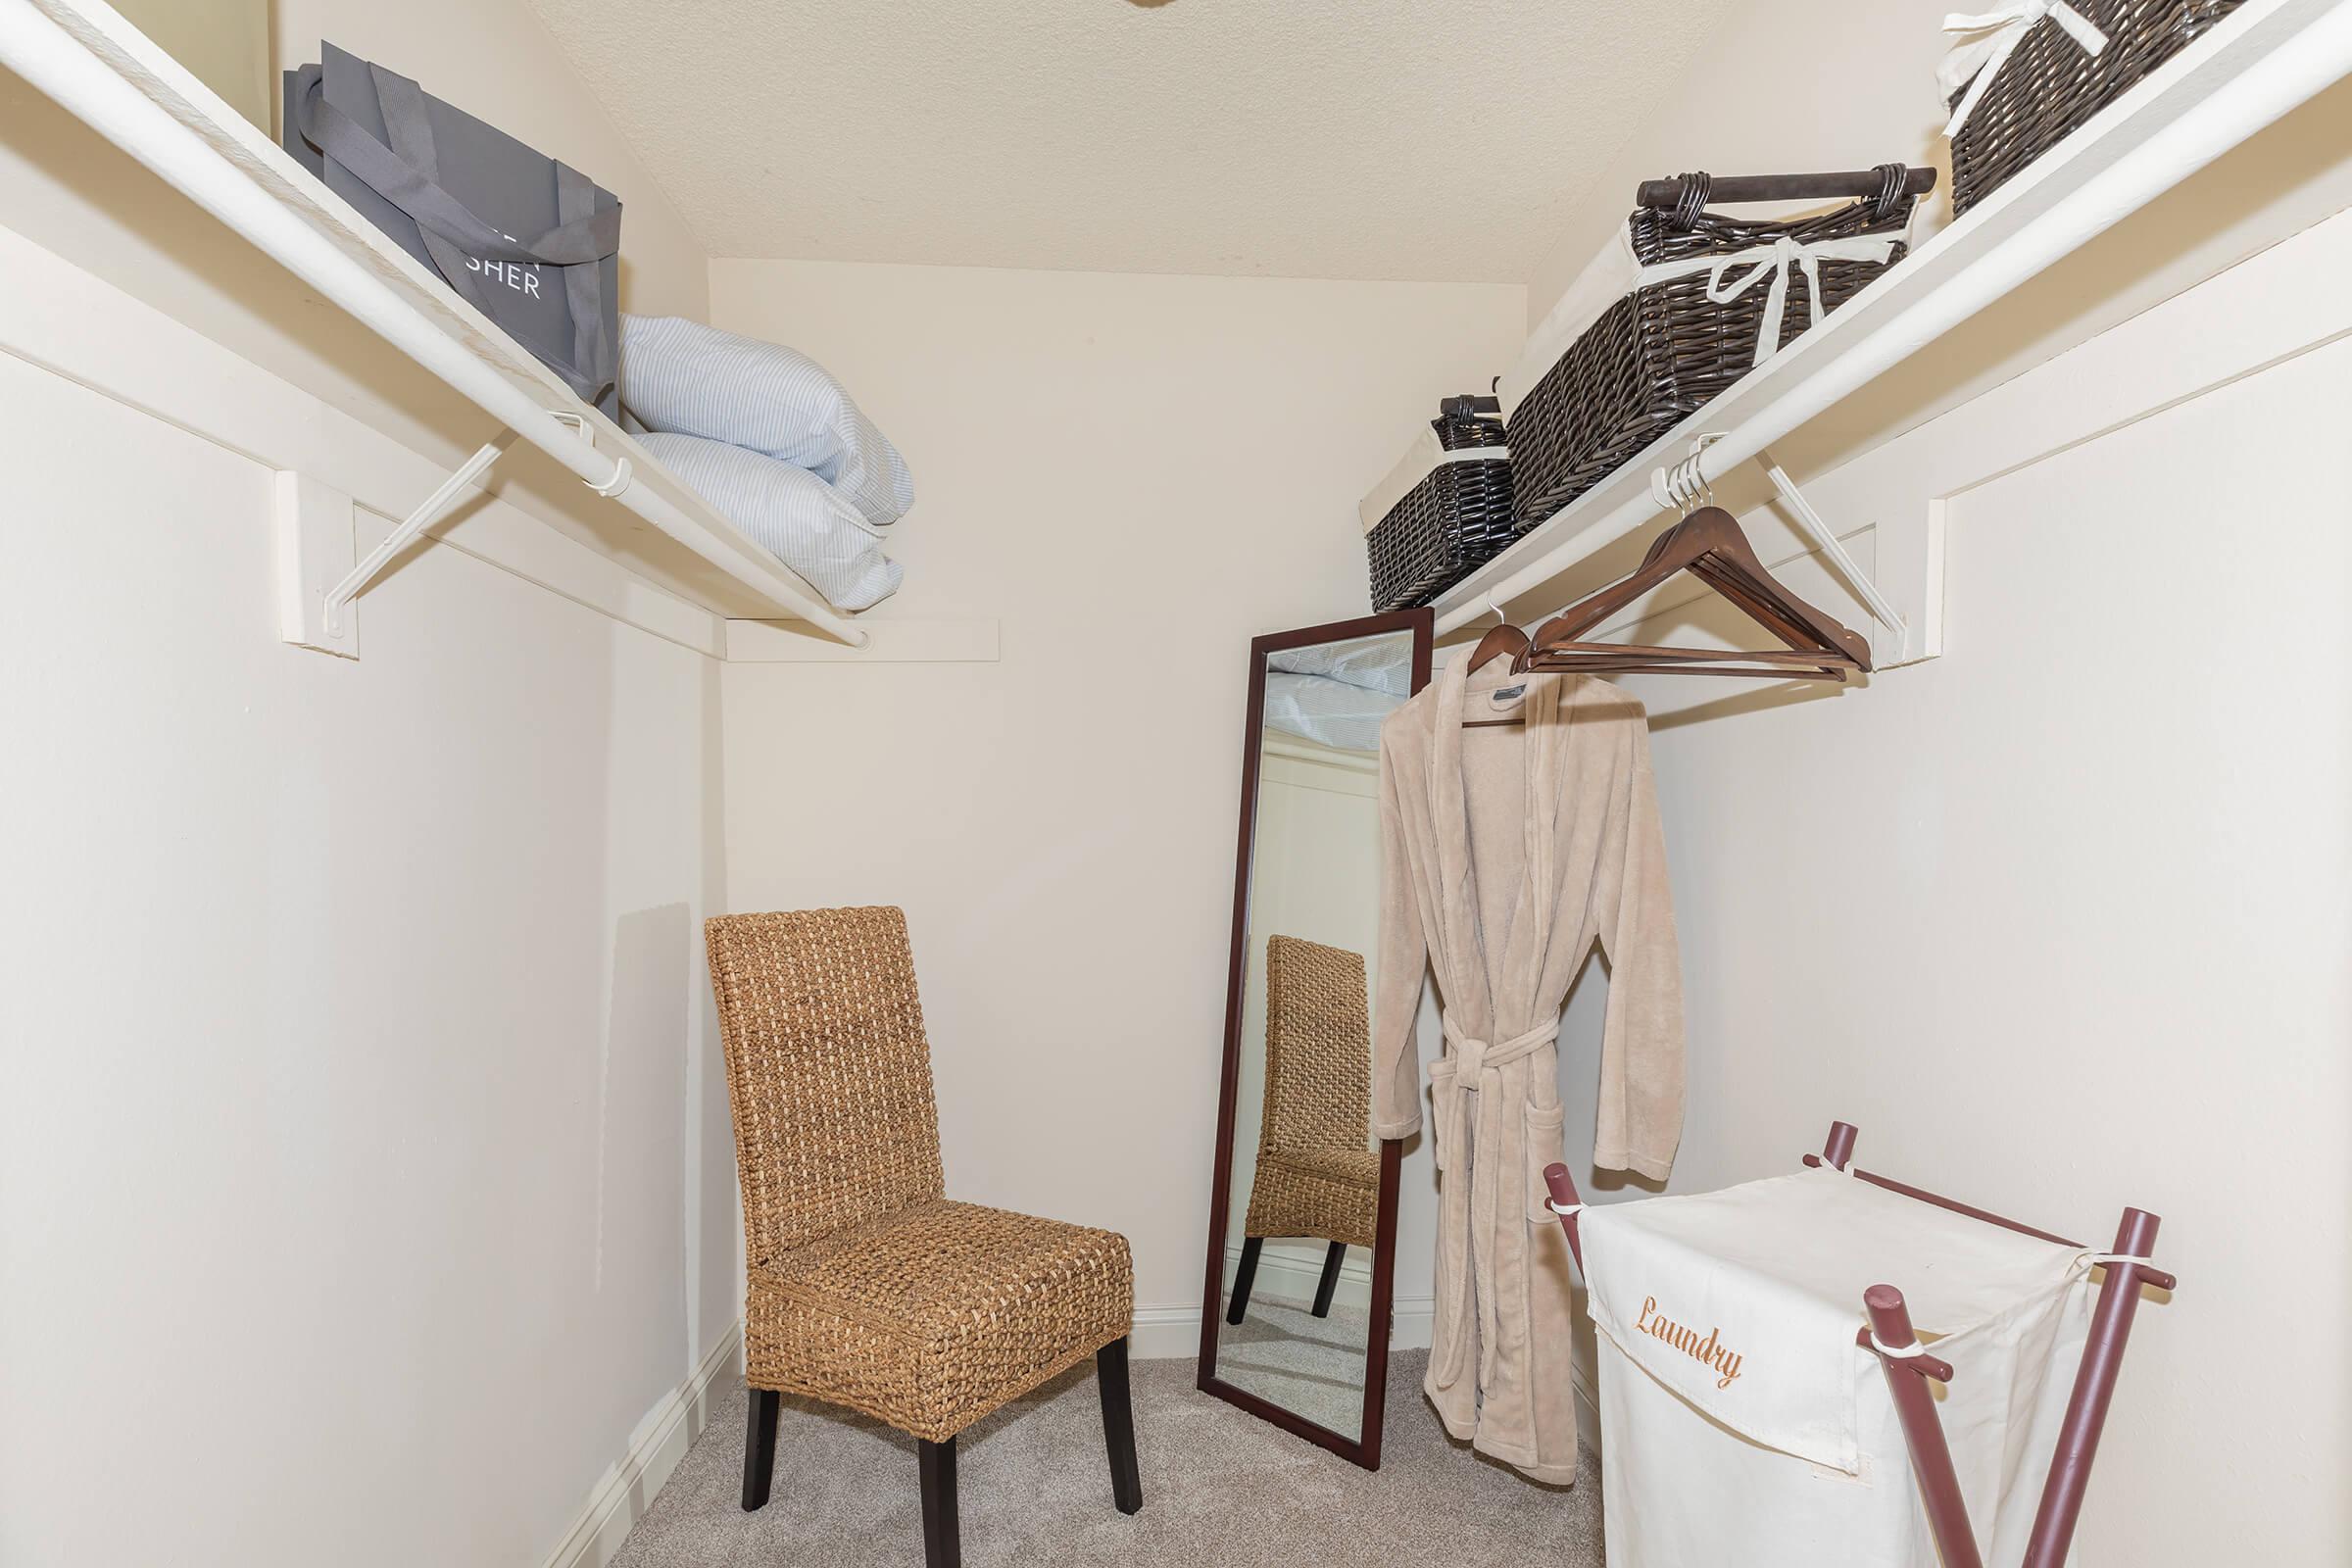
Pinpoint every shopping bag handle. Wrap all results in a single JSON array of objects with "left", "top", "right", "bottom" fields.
[
  {"left": 294, "top": 64, "right": 617, "bottom": 406},
  {"left": 294, "top": 69, "right": 620, "bottom": 266}
]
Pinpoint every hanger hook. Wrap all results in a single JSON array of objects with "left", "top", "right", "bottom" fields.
[
  {"left": 1666, "top": 455, "right": 1701, "bottom": 516},
  {"left": 1486, "top": 591, "right": 1507, "bottom": 628},
  {"left": 1687, "top": 432, "right": 1726, "bottom": 513},
  {"left": 1653, "top": 434, "right": 1727, "bottom": 519}
]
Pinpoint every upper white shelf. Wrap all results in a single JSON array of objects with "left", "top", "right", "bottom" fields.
[
  {"left": 1429, "top": 0, "right": 2352, "bottom": 640},
  {"left": 0, "top": 0, "right": 865, "bottom": 646}
]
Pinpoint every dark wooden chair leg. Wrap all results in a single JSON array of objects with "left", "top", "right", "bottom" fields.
[
  {"left": 1096, "top": 1338, "right": 1144, "bottom": 1515},
  {"left": 1310, "top": 1241, "right": 1347, "bottom": 1318},
  {"left": 1225, "top": 1235, "right": 1263, "bottom": 1324},
  {"left": 918, "top": 1436, "right": 959, "bottom": 1568},
  {"left": 741, "top": 1388, "right": 780, "bottom": 1512}
]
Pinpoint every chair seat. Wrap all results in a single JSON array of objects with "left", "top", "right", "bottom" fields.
[
  {"left": 1275, "top": 1147, "right": 1381, "bottom": 1189},
  {"left": 746, "top": 1198, "right": 1134, "bottom": 1442},
  {"left": 1243, "top": 1146, "right": 1381, "bottom": 1249}
]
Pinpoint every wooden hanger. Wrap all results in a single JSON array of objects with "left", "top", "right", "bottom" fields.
[
  {"left": 1525, "top": 506, "right": 1871, "bottom": 681},
  {"left": 1459, "top": 605, "right": 1533, "bottom": 727},
  {"left": 1465, "top": 616, "right": 1529, "bottom": 676}
]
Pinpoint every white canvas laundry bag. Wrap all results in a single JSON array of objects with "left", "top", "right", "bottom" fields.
[{"left": 1581, "top": 1166, "right": 2099, "bottom": 1567}]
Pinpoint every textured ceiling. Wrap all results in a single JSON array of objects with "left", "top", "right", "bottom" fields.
[{"left": 521, "top": 0, "right": 1743, "bottom": 282}]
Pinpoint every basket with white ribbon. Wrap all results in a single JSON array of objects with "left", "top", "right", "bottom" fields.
[
  {"left": 1941, "top": 0, "right": 2245, "bottom": 215},
  {"left": 1360, "top": 395, "right": 1515, "bottom": 612},
  {"left": 1499, "top": 168, "right": 1923, "bottom": 533}
]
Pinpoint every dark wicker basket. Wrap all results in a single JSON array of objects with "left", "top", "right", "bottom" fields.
[
  {"left": 1949, "top": 0, "right": 2244, "bottom": 215},
  {"left": 1365, "top": 396, "right": 1515, "bottom": 612},
  {"left": 1507, "top": 182, "right": 1911, "bottom": 532}
]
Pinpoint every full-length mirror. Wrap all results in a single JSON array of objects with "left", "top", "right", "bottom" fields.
[{"left": 1199, "top": 609, "right": 1431, "bottom": 1468}]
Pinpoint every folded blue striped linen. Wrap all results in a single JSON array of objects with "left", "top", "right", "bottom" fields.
[
  {"left": 636, "top": 430, "right": 903, "bottom": 612},
  {"left": 620, "top": 315, "right": 914, "bottom": 527}
]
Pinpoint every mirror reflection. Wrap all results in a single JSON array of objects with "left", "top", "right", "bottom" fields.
[{"left": 1215, "top": 629, "right": 1413, "bottom": 1439}]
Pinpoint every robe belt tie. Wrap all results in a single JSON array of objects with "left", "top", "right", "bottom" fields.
[
  {"left": 1938, "top": 2, "right": 2110, "bottom": 139},
  {"left": 1428, "top": 1013, "right": 1564, "bottom": 1390},
  {"left": 1634, "top": 233, "right": 1902, "bottom": 369},
  {"left": 1440, "top": 1013, "right": 1562, "bottom": 1083}
]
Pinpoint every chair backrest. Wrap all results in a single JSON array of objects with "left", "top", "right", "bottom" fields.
[
  {"left": 1258, "top": 935, "right": 1373, "bottom": 1159},
  {"left": 705, "top": 906, "right": 945, "bottom": 1265}
]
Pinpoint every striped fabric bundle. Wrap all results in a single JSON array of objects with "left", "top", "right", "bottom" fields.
[
  {"left": 1260, "top": 633, "right": 1414, "bottom": 753},
  {"left": 635, "top": 432, "right": 903, "bottom": 611},
  {"left": 619, "top": 315, "right": 914, "bottom": 609}
]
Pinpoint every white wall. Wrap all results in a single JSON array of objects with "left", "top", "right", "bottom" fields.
[
  {"left": 710, "top": 259, "right": 1524, "bottom": 1334},
  {"left": 1519, "top": 198, "right": 2352, "bottom": 1568},
  {"left": 0, "top": 0, "right": 725, "bottom": 614},
  {"left": 0, "top": 249, "right": 738, "bottom": 1565},
  {"left": 1520, "top": 0, "right": 2352, "bottom": 478},
  {"left": 0, "top": 11, "right": 735, "bottom": 1565},
  {"left": 4, "top": 6, "right": 2341, "bottom": 1563},
  {"left": 1227, "top": 732, "right": 1388, "bottom": 1313},
  {"left": 272, "top": 0, "right": 710, "bottom": 320},
  {"left": 1494, "top": 8, "right": 2352, "bottom": 1557},
  {"left": 113, "top": 0, "right": 271, "bottom": 127}
]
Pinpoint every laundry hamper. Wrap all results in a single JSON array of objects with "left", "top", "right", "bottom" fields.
[
  {"left": 1573, "top": 1166, "right": 2103, "bottom": 1567},
  {"left": 1942, "top": 0, "right": 2246, "bottom": 216},
  {"left": 1499, "top": 167, "right": 1923, "bottom": 531},
  {"left": 1360, "top": 395, "right": 1515, "bottom": 612}
]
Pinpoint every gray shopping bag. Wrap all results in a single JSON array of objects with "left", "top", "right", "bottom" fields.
[{"left": 284, "top": 42, "right": 622, "bottom": 416}]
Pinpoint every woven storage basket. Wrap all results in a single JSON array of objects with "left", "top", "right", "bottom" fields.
[
  {"left": 1945, "top": 0, "right": 2245, "bottom": 216},
  {"left": 1363, "top": 394, "right": 1515, "bottom": 612},
  {"left": 1502, "top": 172, "right": 1916, "bottom": 532}
]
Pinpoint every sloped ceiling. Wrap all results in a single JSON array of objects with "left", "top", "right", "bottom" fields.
[{"left": 521, "top": 0, "right": 1742, "bottom": 282}]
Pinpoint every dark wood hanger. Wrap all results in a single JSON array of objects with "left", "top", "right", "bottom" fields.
[
  {"left": 1525, "top": 506, "right": 1871, "bottom": 681},
  {"left": 1457, "top": 614, "right": 1533, "bottom": 727},
  {"left": 1465, "top": 617, "right": 1529, "bottom": 675}
]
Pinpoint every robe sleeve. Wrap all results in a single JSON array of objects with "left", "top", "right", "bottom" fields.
[
  {"left": 1592, "top": 716, "right": 1685, "bottom": 1180},
  {"left": 1371, "top": 739, "right": 1428, "bottom": 1141}
]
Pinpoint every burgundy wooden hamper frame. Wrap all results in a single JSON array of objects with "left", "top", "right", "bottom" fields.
[{"left": 1540, "top": 1120, "right": 2175, "bottom": 1567}]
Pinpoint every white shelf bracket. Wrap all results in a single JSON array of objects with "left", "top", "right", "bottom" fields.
[
  {"left": 1647, "top": 437, "right": 1906, "bottom": 639},
  {"left": 1756, "top": 450, "right": 1908, "bottom": 638},
  {"left": 321, "top": 436, "right": 510, "bottom": 636},
  {"left": 1636, "top": 438, "right": 1927, "bottom": 668}
]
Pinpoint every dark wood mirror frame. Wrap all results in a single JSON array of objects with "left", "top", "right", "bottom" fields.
[{"left": 1197, "top": 608, "right": 1433, "bottom": 1471}]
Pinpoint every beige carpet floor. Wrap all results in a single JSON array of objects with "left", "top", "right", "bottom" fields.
[
  {"left": 613, "top": 1348, "right": 1603, "bottom": 1567},
  {"left": 1214, "top": 1298, "right": 1370, "bottom": 1438}
]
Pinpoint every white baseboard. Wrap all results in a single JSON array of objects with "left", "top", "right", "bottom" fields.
[
  {"left": 1130, "top": 1303, "right": 1206, "bottom": 1360},
  {"left": 1128, "top": 1295, "right": 1437, "bottom": 1361},
  {"left": 1391, "top": 1295, "right": 1434, "bottom": 1350},
  {"left": 538, "top": 1298, "right": 1585, "bottom": 1563},
  {"left": 531, "top": 1296, "right": 1511, "bottom": 1567},
  {"left": 1220, "top": 1241, "right": 1374, "bottom": 1312},
  {"left": 1572, "top": 1357, "right": 1601, "bottom": 1456},
  {"left": 539, "top": 1322, "right": 743, "bottom": 1568}
]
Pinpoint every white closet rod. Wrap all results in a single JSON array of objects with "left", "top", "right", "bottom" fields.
[
  {"left": 0, "top": 0, "right": 866, "bottom": 646},
  {"left": 1433, "top": 0, "right": 2352, "bottom": 638}
]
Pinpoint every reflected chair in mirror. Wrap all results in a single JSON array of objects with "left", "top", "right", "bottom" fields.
[
  {"left": 705, "top": 906, "right": 1143, "bottom": 1568},
  {"left": 1228, "top": 935, "right": 1380, "bottom": 1325}
]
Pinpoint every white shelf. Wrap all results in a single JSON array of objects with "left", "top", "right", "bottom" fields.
[
  {"left": 1431, "top": 0, "right": 2352, "bottom": 641},
  {"left": 0, "top": 0, "right": 865, "bottom": 646}
]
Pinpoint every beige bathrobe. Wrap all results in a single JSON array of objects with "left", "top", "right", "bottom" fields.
[{"left": 1373, "top": 655, "right": 1685, "bottom": 1483}]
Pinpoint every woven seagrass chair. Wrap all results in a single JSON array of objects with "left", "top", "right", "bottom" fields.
[
  {"left": 706, "top": 906, "right": 1140, "bottom": 1568},
  {"left": 1226, "top": 934, "right": 1380, "bottom": 1325}
]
